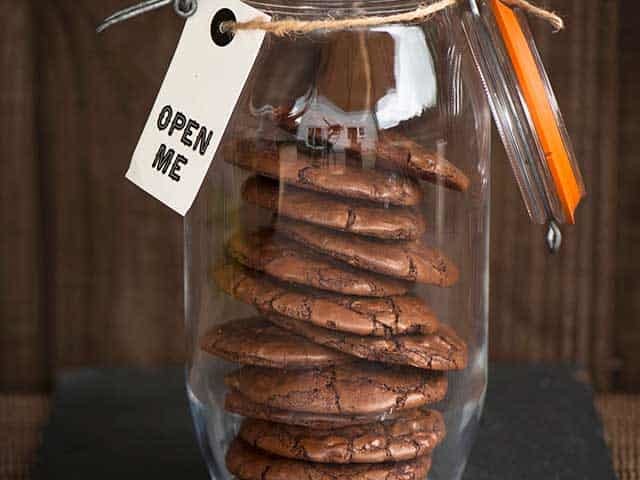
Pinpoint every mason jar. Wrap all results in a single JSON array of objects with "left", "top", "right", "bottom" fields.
[{"left": 185, "top": 2, "right": 491, "bottom": 479}]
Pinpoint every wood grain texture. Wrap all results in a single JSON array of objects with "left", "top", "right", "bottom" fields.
[
  {"left": 0, "top": 0, "right": 49, "bottom": 392},
  {"left": 489, "top": 0, "right": 619, "bottom": 390},
  {"left": 596, "top": 394, "right": 640, "bottom": 479},
  {"left": 0, "top": 394, "right": 50, "bottom": 479},
  {"left": 35, "top": 0, "right": 185, "bottom": 370},
  {"left": 615, "top": 1, "right": 640, "bottom": 392}
]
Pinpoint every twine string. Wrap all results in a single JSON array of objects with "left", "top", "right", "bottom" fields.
[
  {"left": 223, "top": 0, "right": 564, "bottom": 37},
  {"left": 501, "top": 0, "right": 563, "bottom": 30}
]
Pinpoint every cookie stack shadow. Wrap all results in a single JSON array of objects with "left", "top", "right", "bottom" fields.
[{"left": 201, "top": 132, "right": 471, "bottom": 479}]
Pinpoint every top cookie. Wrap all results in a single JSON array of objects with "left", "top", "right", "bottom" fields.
[
  {"left": 227, "top": 140, "right": 423, "bottom": 206},
  {"left": 243, "top": 176, "right": 426, "bottom": 241},
  {"left": 375, "top": 131, "right": 470, "bottom": 192}
]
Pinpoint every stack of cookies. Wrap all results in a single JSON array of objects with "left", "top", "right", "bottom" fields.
[{"left": 201, "top": 129, "right": 470, "bottom": 479}]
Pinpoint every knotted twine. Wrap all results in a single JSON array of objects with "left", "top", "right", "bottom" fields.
[{"left": 223, "top": 0, "right": 564, "bottom": 37}]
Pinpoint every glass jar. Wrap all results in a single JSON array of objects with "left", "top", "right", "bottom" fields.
[{"left": 185, "top": 2, "right": 490, "bottom": 479}]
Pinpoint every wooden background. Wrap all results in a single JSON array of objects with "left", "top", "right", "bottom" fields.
[{"left": 1, "top": 0, "right": 636, "bottom": 393}]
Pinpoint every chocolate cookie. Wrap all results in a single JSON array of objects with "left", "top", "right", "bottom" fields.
[
  {"left": 224, "top": 362, "right": 447, "bottom": 416},
  {"left": 215, "top": 264, "right": 439, "bottom": 337},
  {"left": 269, "top": 315, "right": 468, "bottom": 371},
  {"left": 239, "top": 409, "right": 445, "bottom": 464},
  {"left": 277, "top": 219, "right": 459, "bottom": 287},
  {"left": 226, "top": 439, "right": 432, "bottom": 480},
  {"left": 375, "top": 131, "right": 470, "bottom": 192},
  {"left": 227, "top": 140, "right": 423, "bottom": 206},
  {"left": 200, "top": 317, "right": 351, "bottom": 369},
  {"left": 228, "top": 230, "right": 409, "bottom": 297},
  {"left": 225, "top": 390, "right": 415, "bottom": 429},
  {"left": 243, "top": 176, "right": 426, "bottom": 241}
]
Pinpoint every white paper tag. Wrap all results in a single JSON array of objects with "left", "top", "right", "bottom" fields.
[{"left": 126, "top": 0, "right": 269, "bottom": 215}]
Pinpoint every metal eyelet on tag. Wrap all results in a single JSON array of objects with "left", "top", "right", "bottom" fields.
[{"left": 211, "top": 9, "right": 236, "bottom": 46}]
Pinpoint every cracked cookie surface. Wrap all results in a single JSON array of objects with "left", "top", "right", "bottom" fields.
[
  {"left": 215, "top": 264, "right": 439, "bottom": 337},
  {"left": 374, "top": 131, "right": 470, "bottom": 192},
  {"left": 269, "top": 314, "right": 468, "bottom": 371},
  {"left": 239, "top": 409, "right": 445, "bottom": 464},
  {"left": 277, "top": 219, "right": 459, "bottom": 286},
  {"left": 227, "top": 140, "right": 423, "bottom": 206},
  {"left": 226, "top": 439, "right": 432, "bottom": 480},
  {"left": 224, "top": 362, "right": 447, "bottom": 415},
  {"left": 228, "top": 229, "right": 409, "bottom": 297},
  {"left": 225, "top": 390, "right": 416, "bottom": 429},
  {"left": 200, "top": 317, "right": 351, "bottom": 369},
  {"left": 243, "top": 176, "right": 426, "bottom": 241}
]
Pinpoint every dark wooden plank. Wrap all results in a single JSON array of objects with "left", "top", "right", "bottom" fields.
[
  {"left": 37, "top": 1, "right": 185, "bottom": 370},
  {"left": 590, "top": 0, "right": 619, "bottom": 390},
  {"left": 615, "top": 0, "right": 640, "bottom": 392},
  {"left": 0, "top": 0, "right": 50, "bottom": 392}
]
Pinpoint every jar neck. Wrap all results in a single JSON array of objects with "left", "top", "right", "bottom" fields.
[{"left": 243, "top": 1, "right": 424, "bottom": 18}]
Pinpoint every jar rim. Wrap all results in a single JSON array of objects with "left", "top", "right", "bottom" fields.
[{"left": 243, "top": 1, "right": 424, "bottom": 17}]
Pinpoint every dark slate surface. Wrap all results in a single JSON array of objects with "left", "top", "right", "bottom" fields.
[{"left": 34, "top": 365, "right": 617, "bottom": 480}]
